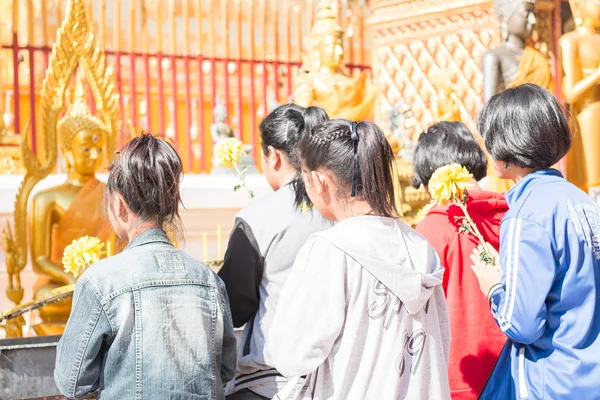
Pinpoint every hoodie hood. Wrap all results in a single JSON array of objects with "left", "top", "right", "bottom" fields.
[{"left": 314, "top": 216, "right": 443, "bottom": 315}]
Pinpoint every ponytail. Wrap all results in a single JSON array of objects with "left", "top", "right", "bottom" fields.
[{"left": 298, "top": 119, "right": 397, "bottom": 217}]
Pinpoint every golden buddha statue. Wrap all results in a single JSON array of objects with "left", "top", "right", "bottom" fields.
[
  {"left": 560, "top": 0, "right": 600, "bottom": 193},
  {"left": 433, "top": 71, "right": 462, "bottom": 123},
  {"left": 293, "top": 0, "right": 376, "bottom": 121},
  {"left": 482, "top": 0, "right": 554, "bottom": 193},
  {"left": 28, "top": 84, "right": 115, "bottom": 335}
]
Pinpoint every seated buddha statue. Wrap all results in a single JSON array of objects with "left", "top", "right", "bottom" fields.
[
  {"left": 30, "top": 88, "right": 115, "bottom": 336},
  {"left": 293, "top": 0, "right": 376, "bottom": 121},
  {"left": 560, "top": 0, "right": 600, "bottom": 196},
  {"left": 481, "top": 0, "right": 554, "bottom": 193}
]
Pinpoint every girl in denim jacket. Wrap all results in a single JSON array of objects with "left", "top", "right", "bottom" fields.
[{"left": 55, "top": 134, "right": 237, "bottom": 399}]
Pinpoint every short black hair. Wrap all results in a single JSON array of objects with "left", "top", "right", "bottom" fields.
[
  {"left": 412, "top": 121, "right": 487, "bottom": 188},
  {"left": 477, "top": 83, "right": 571, "bottom": 169}
]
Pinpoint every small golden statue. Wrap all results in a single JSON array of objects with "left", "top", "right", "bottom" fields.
[
  {"left": 0, "top": 90, "right": 25, "bottom": 174},
  {"left": 432, "top": 71, "right": 462, "bottom": 123},
  {"left": 560, "top": 0, "right": 600, "bottom": 194},
  {"left": 293, "top": 0, "right": 376, "bottom": 121},
  {"left": 1, "top": 0, "right": 120, "bottom": 337}
]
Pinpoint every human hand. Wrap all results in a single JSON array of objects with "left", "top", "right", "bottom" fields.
[{"left": 470, "top": 244, "right": 502, "bottom": 296}]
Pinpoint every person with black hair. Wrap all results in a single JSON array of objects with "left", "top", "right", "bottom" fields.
[
  {"left": 471, "top": 84, "right": 600, "bottom": 399},
  {"left": 268, "top": 119, "right": 450, "bottom": 399},
  {"left": 54, "top": 134, "right": 237, "bottom": 399},
  {"left": 218, "top": 104, "right": 331, "bottom": 399},
  {"left": 413, "top": 121, "right": 508, "bottom": 399}
]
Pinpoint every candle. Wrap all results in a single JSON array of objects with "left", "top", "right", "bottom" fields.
[
  {"left": 203, "top": 233, "right": 208, "bottom": 263},
  {"left": 217, "top": 225, "right": 222, "bottom": 260}
]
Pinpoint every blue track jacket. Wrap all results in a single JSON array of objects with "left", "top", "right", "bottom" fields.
[{"left": 480, "top": 169, "right": 600, "bottom": 399}]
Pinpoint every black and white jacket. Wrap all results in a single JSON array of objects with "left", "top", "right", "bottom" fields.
[{"left": 218, "top": 183, "right": 331, "bottom": 398}]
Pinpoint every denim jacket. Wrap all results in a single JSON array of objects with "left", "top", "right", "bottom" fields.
[{"left": 54, "top": 228, "right": 236, "bottom": 399}]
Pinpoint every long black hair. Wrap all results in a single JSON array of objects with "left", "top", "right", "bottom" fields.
[
  {"left": 259, "top": 104, "right": 329, "bottom": 205},
  {"left": 298, "top": 119, "right": 397, "bottom": 218}
]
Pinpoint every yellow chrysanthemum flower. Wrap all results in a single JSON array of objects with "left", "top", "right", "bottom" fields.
[
  {"left": 62, "top": 236, "right": 105, "bottom": 278},
  {"left": 214, "top": 138, "right": 246, "bottom": 169},
  {"left": 428, "top": 163, "right": 473, "bottom": 205}
]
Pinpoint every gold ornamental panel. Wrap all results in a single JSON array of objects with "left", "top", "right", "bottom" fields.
[{"left": 368, "top": 0, "right": 555, "bottom": 136}]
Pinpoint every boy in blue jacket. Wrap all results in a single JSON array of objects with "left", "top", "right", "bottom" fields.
[{"left": 471, "top": 84, "right": 600, "bottom": 399}]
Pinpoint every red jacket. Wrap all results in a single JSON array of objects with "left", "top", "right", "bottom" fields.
[{"left": 416, "top": 189, "right": 508, "bottom": 400}]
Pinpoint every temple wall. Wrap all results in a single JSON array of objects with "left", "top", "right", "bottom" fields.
[{"left": 368, "top": 0, "right": 556, "bottom": 136}]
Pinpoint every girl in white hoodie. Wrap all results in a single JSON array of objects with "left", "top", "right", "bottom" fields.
[{"left": 268, "top": 120, "right": 451, "bottom": 400}]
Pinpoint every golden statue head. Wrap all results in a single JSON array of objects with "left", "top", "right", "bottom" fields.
[
  {"left": 309, "top": 0, "right": 344, "bottom": 70},
  {"left": 578, "top": 0, "right": 600, "bottom": 27},
  {"left": 495, "top": 0, "right": 536, "bottom": 40},
  {"left": 57, "top": 84, "right": 108, "bottom": 177}
]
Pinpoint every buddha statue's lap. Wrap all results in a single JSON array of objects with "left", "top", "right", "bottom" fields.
[
  {"left": 482, "top": 0, "right": 553, "bottom": 193},
  {"left": 29, "top": 93, "right": 114, "bottom": 335}
]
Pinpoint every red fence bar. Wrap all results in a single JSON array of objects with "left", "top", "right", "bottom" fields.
[
  {"left": 249, "top": 60, "right": 257, "bottom": 154},
  {"left": 197, "top": 56, "right": 206, "bottom": 173},
  {"left": 115, "top": 53, "right": 125, "bottom": 147},
  {"left": 143, "top": 54, "right": 152, "bottom": 131},
  {"left": 157, "top": 53, "right": 166, "bottom": 133},
  {"left": 170, "top": 55, "right": 179, "bottom": 144},
  {"left": 184, "top": 57, "right": 193, "bottom": 171},
  {"left": 28, "top": 49, "right": 37, "bottom": 153},
  {"left": 129, "top": 53, "right": 137, "bottom": 135},
  {"left": 12, "top": 32, "right": 21, "bottom": 136},
  {"left": 224, "top": 60, "right": 230, "bottom": 124},
  {"left": 237, "top": 60, "right": 243, "bottom": 142},
  {"left": 210, "top": 59, "right": 217, "bottom": 120}
]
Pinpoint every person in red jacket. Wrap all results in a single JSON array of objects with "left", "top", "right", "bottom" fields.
[{"left": 413, "top": 122, "right": 508, "bottom": 399}]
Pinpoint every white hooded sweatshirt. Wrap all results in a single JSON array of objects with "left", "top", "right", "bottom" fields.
[{"left": 268, "top": 216, "right": 451, "bottom": 400}]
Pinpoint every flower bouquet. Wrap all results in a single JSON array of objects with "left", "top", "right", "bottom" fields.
[
  {"left": 214, "top": 137, "right": 254, "bottom": 198},
  {"left": 428, "top": 164, "right": 495, "bottom": 265},
  {"left": 62, "top": 236, "right": 106, "bottom": 278}
]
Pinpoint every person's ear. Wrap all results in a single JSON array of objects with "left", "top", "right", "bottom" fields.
[
  {"left": 265, "top": 146, "right": 282, "bottom": 170},
  {"left": 311, "top": 170, "right": 328, "bottom": 195}
]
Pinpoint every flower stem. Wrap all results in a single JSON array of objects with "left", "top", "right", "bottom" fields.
[
  {"left": 233, "top": 164, "right": 254, "bottom": 198},
  {"left": 454, "top": 200, "right": 495, "bottom": 265}
]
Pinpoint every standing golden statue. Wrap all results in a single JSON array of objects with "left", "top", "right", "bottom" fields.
[
  {"left": 560, "top": 0, "right": 600, "bottom": 195},
  {"left": 481, "top": 0, "right": 554, "bottom": 193},
  {"left": 1, "top": 0, "right": 120, "bottom": 337},
  {"left": 293, "top": 0, "right": 376, "bottom": 121}
]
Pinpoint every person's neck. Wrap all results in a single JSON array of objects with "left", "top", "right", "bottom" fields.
[
  {"left": 334, "top": 199, "right": 374, "bottom": 221},
  {"left": 467, "top": 178, "right": 483, "bottom": 191},
  {"left": 126, "top": 222, "right": 160, "bottom": 243},
  {"left": 274, "top": 169, "right": 298, "bottom": 191},
  {"left": 511, "top": 166, "right": 537, "bottom": 183},
  {"left": 66, "top": 170, "right": 95, "bottom": 187}
]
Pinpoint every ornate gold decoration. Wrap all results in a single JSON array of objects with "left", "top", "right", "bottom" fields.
[
  {"left": 1, "top": 0, "right": 119, "bottom": 337},
  {"left": 294, "top": 0, "right": 377, "bottom": 121}
]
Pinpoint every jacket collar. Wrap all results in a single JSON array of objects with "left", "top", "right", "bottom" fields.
[
  {"left": 504, "top": 168, "right": 563, "bottom": 207},
  {"left": 124, "top": 228, "right": 172, "bottom": 251}
]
